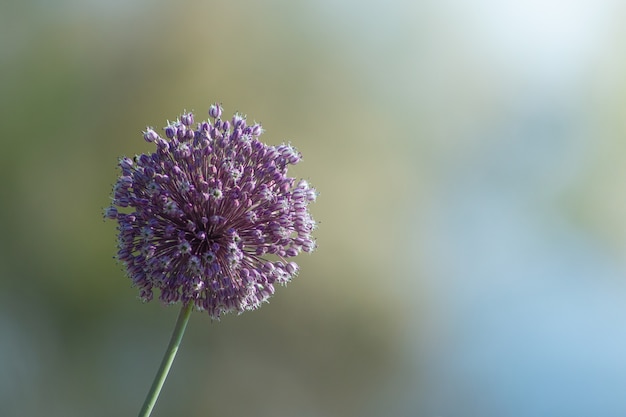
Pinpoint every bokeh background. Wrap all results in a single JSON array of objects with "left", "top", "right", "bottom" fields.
[{"left": 2, "top": 0, "right": 626, "bottom": 416}]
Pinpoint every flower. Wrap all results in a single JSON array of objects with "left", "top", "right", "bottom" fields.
[{"left": 106, "top": 104, "right": 317, "bottom": 319}]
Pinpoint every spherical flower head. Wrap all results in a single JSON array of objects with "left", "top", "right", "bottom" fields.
[{"left": 106, "top": 104, "right": 317, "bottom": 319}]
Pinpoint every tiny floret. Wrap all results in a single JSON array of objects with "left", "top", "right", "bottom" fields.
[
  {"left": 209, "top": 103, "right": 222, "bottom": 119},
  {"left": 108, "top": 105, "right": 317, "bottom": 318},
  {"left": 143, "top": 127, "right": 159, "bottom": 143}
]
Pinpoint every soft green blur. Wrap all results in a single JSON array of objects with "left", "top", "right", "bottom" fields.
[
  {"left": 0, "top": 2, "right": 414, "bottom": 416},
  {"left": 3, "top": 0, "right": 626, "bottom": 416}
]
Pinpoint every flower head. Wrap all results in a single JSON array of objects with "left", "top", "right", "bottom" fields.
[{"left": 106, "top": 104, "right": 317, "bottom": 319}]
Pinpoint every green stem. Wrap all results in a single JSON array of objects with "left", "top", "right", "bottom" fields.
[{"left": 137, "top": 301, "right": 194, "bottom": 417}]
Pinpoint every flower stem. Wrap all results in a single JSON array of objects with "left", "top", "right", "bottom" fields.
[{"left": 137, "top": 301, "right": 194, "bottom": 417}]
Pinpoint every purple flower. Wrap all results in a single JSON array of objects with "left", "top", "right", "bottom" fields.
[{"left": 106, "top": 104, "right": 317, "bottom": 319}]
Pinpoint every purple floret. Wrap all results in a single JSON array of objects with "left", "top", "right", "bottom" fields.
[{"left": 106, "top": 103, "right": 316, "bottom": 319}]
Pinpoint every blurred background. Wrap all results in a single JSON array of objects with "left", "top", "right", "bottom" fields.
[{"left": 2, "top": 0, "right": 626, "bottom": 416}]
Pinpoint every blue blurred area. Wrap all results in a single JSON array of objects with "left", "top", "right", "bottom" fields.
[
  {"left": 414, "top": 103, "right": 626, "bottom": 416},
  {"left": 2, "top": 0, "right": 626, "bottom": 416}
]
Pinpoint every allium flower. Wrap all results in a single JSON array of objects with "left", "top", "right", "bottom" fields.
[{"left": 106, "top": 104, "right": 316, "bottom": 319}]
